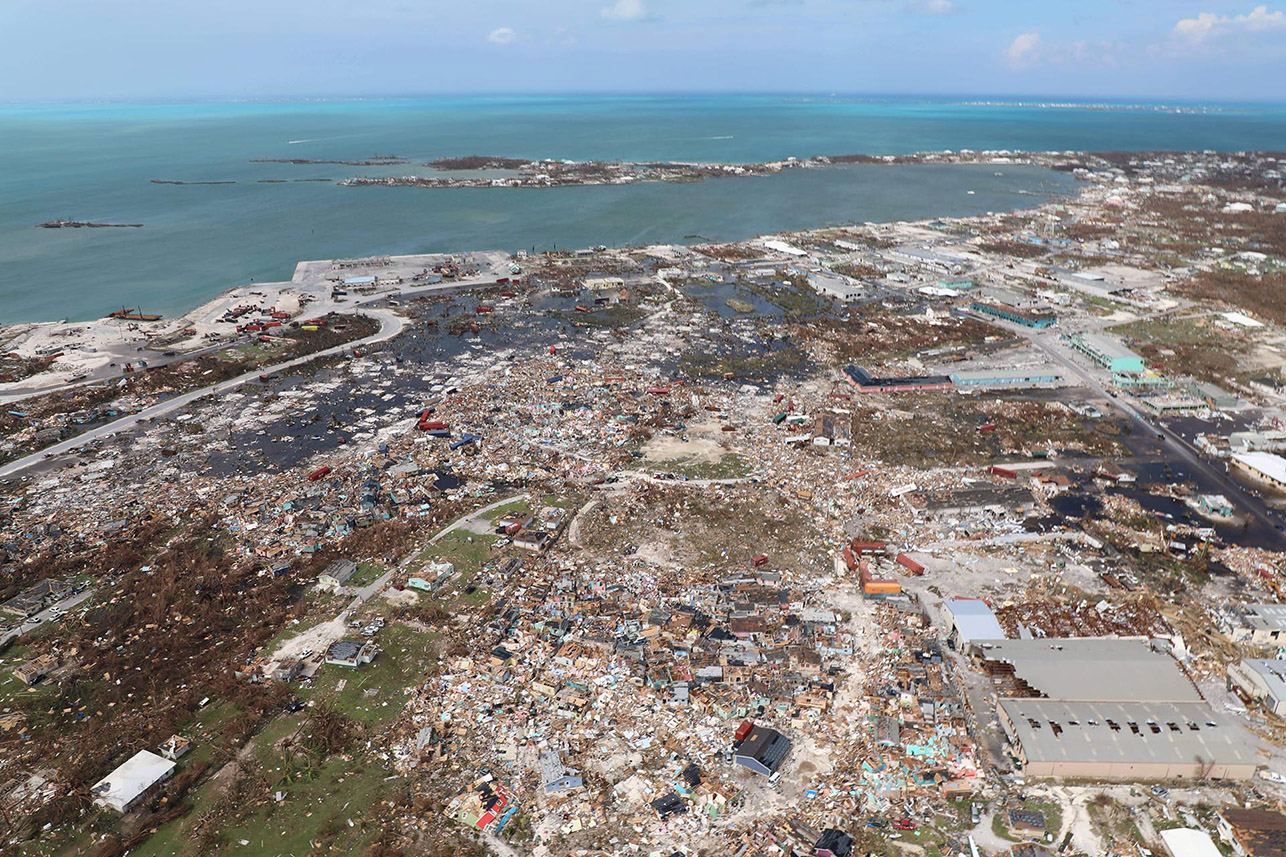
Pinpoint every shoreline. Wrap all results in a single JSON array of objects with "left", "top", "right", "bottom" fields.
[
  {"left": 5, "top": 149, "right": 1084, "bottom": 329},
  {"left": 2, "top": 144, "right": 1276, "bottom": 402}
]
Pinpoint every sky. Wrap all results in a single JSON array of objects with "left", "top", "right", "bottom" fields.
[{"left": 2, "top": 0, "right": 1284, "bottom": 101}]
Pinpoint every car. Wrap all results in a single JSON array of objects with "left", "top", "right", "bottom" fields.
[
  {"left": 894, "top": 819, "right": 917, "bottom": 830},
  {"left": 285, "top": 700, "right": 305, "bottom": 713},
  {"left": 1150, "top": 785, "right": 1170, "bottom": 798},
  {"left": 28, "top": 616, "right": 42, "bottom": 624},
  {"left": 867, "top": 818, "right": 889, "bottom": 829},
  {"left": 163, "top": 350, "right": 177, "bottom": 357}
]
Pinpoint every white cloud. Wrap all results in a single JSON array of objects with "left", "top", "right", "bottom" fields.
[
  {"left": 1004, "top": 31, "right": 1126, "bottom": 69},
  {"left": 1173, "top": 5, "right": 1286, "bottom": 43},
  {"left": 487, "top": 27, "right": 517, "bottom": 45},
  {"left": 602, "top": 0, "right": 651, "bottom": 21},
  {"left": 1006, "top": 31, "right": 1041, "bottom": 68},
  {"left": 905, "top": 0, "right": 954, "bottom": 14}
]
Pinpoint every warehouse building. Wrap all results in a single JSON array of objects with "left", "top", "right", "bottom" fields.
[
  {"left": 1141, "top": 395, "right": 1209, "bottom": 415},
  {"left": 1228, "top": 659, "right": 1286, "bottom": 717},
  {"left": 1231, "top": 452, "right": 1286, "bottom": 492},
  {"left": 950, "top": 367, "right": 1066, "bottom": 388},
  {"left": 998, "top": 699, "right": 1259, "bottom": 780},
  {"left": 1232, "top": 604, "right": 1286, "bottom": 645},
  {"left": 1065, "top": 333, "right": 1147, "bottom": 374},
  {"left": 984, "top": 637, "right": 1258, "bottom": 781},
  {"left": 843, "top": 365, "right": 953, "bottom": 393},
  {"left": 1187, "top": 380, "right": 1239, "bottom": 410},
  {"left": 970, "top": 301, "right": 1057, "bottom": 329},
  {"left": 970, "top": 638, "right": 1204, "bottom": 703}
]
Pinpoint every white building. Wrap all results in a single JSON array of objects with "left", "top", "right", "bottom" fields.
[
  {"left": 1161, "top": 828, "right": 1224, "bottom": 857},
  {"left": 92, "top": 750, "right": 177, "bottom": 813},
  {"left": 1228, "top": 659, "right": 1286, "bottom": 717},
  {"left": 1231, "top": 451, "right": 1286, "bottom": 492}
]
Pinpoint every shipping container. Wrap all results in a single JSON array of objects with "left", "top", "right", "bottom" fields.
[
  {"left": 752, "top": 553, "right": 769, "bottom": 567},
  {"left": 988, "top": 464, "right": 1018, "bottom": 479},
  {"left": 895, "top": 553, "right": 926, "bottom": 576},
  {"left": 307, "top": 466, "right": 332, "bottom": 482}
]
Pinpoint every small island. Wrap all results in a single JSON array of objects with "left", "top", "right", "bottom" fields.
[{"left": 36, "top": 220, "right": 143, "bottom": 229}]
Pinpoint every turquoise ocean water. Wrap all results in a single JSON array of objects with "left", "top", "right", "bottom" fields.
[{"left": 2, "top": 95, "right": 1285, "bottom": 323}]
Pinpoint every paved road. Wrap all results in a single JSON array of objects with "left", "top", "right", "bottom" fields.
[
  {"left": 0, "top": 336, "right": 250, "bottom": 405},
  {"left": 0, "top": 263, "right": 511, "bottom": 406},
  {"left": 0, "top": 308, "right": 405, "bottom": 480},
  {"left": 1020, "top": 324, "right": 1286, "bottom": 548},
  {"left": 1, "top": 587, "right": 95, "bottom": 645}
]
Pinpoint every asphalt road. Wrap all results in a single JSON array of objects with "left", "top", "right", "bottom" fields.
[
  {"left": 0, "top": 308, "right": 404, "bottom": 480},
  {"left": 1, "top": 587, "right": 95, "bottom": 645},
  {"left": 1022, "top": 325, "right": 1286, "bottom": 549}
]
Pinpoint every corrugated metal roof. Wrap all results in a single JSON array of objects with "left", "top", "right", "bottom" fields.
[
  {"left": 972, "top": 638, "right": 1202, "bottom": 703},
  {"left": 1000, "top": 699, "right": 1258, "bottom": 767}
]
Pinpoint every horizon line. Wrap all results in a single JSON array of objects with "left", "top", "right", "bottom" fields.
[{"left": 2, "top": 90, "right": 1285, "bottom": 109}]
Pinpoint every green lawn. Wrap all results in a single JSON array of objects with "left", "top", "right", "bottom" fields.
[
  {"left": 213, "top": 754, "right": 402, "bottom": 857},
  {"left": 419, "top": 529, "right": 496, "bottom": 572},
  {"left": 346, "top": 561, "right": 386, "bottom": 587},
  {"left": 479, "top": 498, "right": 529, "bottom": 521},
  {"left": 299, "top": 624, "right": 435, "bottom": 728},
  {"left": 124, "top": 624, "right": 434, "bottom": 857}
]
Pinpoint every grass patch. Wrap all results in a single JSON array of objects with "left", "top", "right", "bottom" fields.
[
  {"left": 300, "top": 624, "right": 435, "bottom": 728},
  {"left": 419, "top": 529, "right": 496, "bottom": 572},
  {"left": 661, "top": 452, "right": 751, "bottom": 480},
  {"left": 479, "top": 499, "right": 529, "bottom": 521},
  {"left": 346, "top": 561, "right": 386, "bottom": 587},
  {"left": 215, "top": 754, "right": 400, "bottom": 857}
]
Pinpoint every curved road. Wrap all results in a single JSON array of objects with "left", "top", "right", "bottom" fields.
[{"left": 0, "top": 307, "right": 404, "bottom": 480}]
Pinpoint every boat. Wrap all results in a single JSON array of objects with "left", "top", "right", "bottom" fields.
[{"left": 106, "top": 307, "right": 163, "bottom": 322}]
